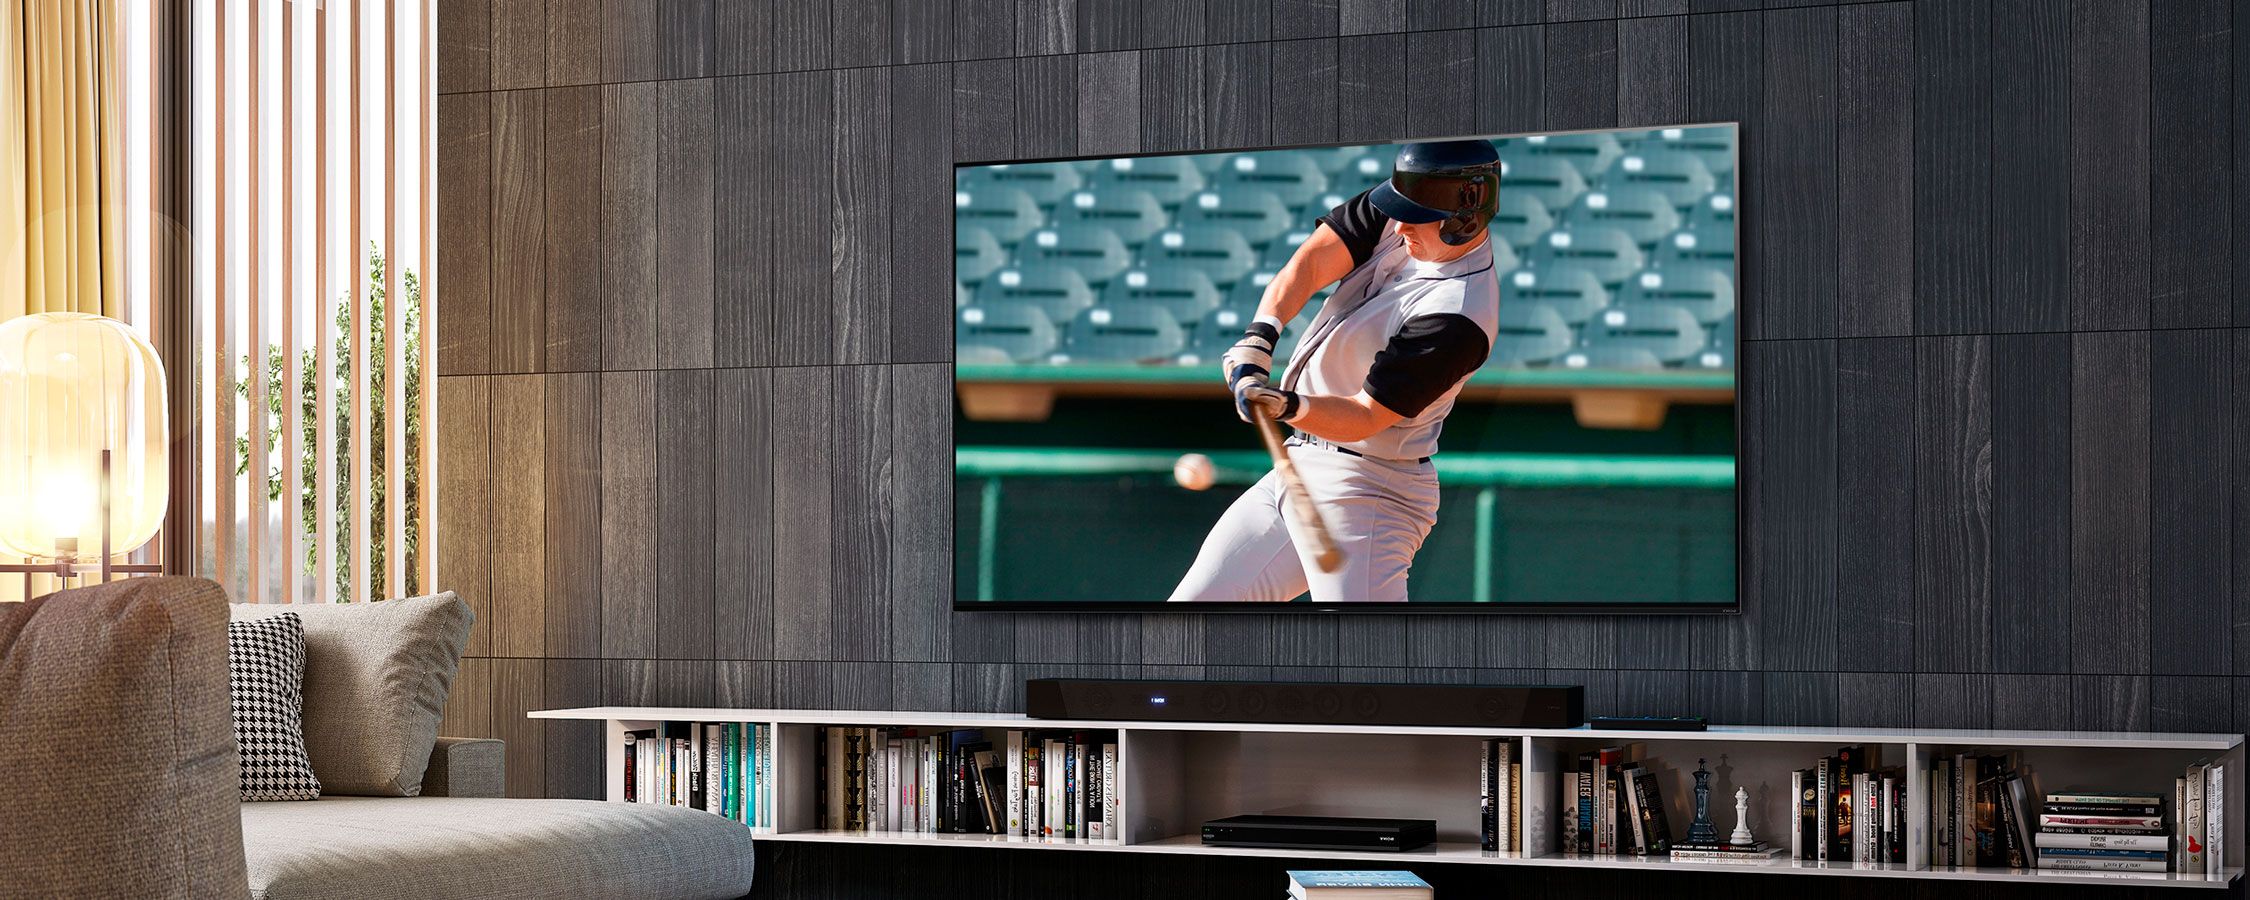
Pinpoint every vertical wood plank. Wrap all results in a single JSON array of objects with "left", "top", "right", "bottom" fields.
[
  {"left": 831, "top": 365, "right": 894, "bottom": 661},
  {"left": 601, "top": 0, "right": 656, "bottom": 82},
  {"left": 714, "top": 368, "right": 777, "bottom": 661},
  {"left": 488, "top": 375, "right": 547, "bottom": 658},
  {"left": 2068, "top": 0, "right": 2151, "bottom": 332},
  {"left": 655, "top": 369, "right": 716, "bottom": 660},
  {"left": 777, "top": 71, "right": 838, "bottom": 364},
  {"left": 1339, "top": 0, "right": 1404, "bottom": 35},
  {"left": 1745, "top": 338, "right": 1835, "bottom": 671},
  {"left": 1542, "top": 20, "right": 1616, "bottom": 131},
  {"left": 1912, "top": 0, "right": 1990, "bottom": 334},
  {"left": 1336, "top": 34, "right": 1403, "bottom": 144},
  {"left": 436, "top": 94, "right": 490, "bottom": 376},
  {"left": 1269, "top": 39, "right": 1337, "bottom": 148},
  {"left": 715, "top": 74, "right": 777, "bottom": 368},
  {"left": 1991, "top": 332, "right": 2074, "bottom": 673},
  {"left": 1912, "top": 673, "right": 1993, "bottom": 729},
  {"left": 440, "top": 656, "right": 494, "bottom": 738},
  {"left": 2070, "top": 330, "right": 2151, "bottom": 674},
  {"left": 1614, "top": 16, "right": 1682, "bottom": 129},
  {"left": 437, "top": 0, "right": 491, "bottom": 94},
  {"left": 542, "top": 658, "right": 602, "bottom": 799},
  {"left": 891, "top": 365, "right": 955, "bottom": 662},
  {"left": 656, "top": 659, "right": 718, "bottom": 706},
  {"left": 1014, "top": 53, "right": 1076, "bottom": 158},
  {"left": 1837, "top": 673, "right": 1914, "bottom": 728},
  {"left": 1272, "top": 0, "right": 1340, "bottom": 40},
  {"left": 657, "top": 0, "right": 714, "bottom": 79},
  {"left": 600, "top": 82, "right": 658, "bottom": 371},
  {"left": 436, "top": 377, "right": 492, "bottom": 656},
  {"left": 490, "top": 90, "right": 546, "bottom": 374},
  {"left": 491, "top": 0, "right": 546, "bottom": 90},
  {"left": 542, "top": 86, "right": 601, "bottom": 372},
  {"left": 773, "top": 367, "right": 835, "bottom": 660},
  {"left": 601, "top": 658, "right": 657, "bottom": 706},
  {"left": 1140, "top": 0, "right": 1206, "bottom": 48},
  {"left": 1403, "top": 30, "right": 1474, "bottom": 138},
  {"left": 956, "top": 0, "right": 1017, "bottom": 58},
  {"left": 2071, "top": 674, "right": 2151, "bottom": 731},
  {"left": 1756, "top": 6, "right": 1837, "bottom": 341},
  {"left": 718, "top": 660, "right": 779, "bottom": 708},
  {"left": 1017, "top": 0, "right": 1075, "bottom": 55},
  {"left": 1761, "top": 672, "right": 1838, "bottom": 726},
  {"left": 893, "top": 0, "right": 953, "bottom": 64},
  {"left": 833, "top": 0, "right": 896, "bottom": 67},
  {"left": 598, "top": 371, "right": 656, "bottom": 659},
  {"left": 2149, "top": 329, "right": 2232, "bottom": 675},
  {"left": 1836, "top": 2, "right": 1912, "bottom": 338},
  {"left": 1140, "top": 48, "right": 1205, "bottom": 152},
  {"left": 545, "top": 0, "right": 601, "bottom": 86},
  {"left": 835, "top": 68, "right": 894, "bottom": 365},
  {"left": 2238, "top": 330, "right": 2250, "bottom": 673},
  {"left": 1913, "top": 335, "right": 1992, "bottom": 674},
  {"left": 1206, "top": 0, "right": 1268, "bottom": 42},
  {"left": 493, "top": 658, "right": 545, "bottom": 798},
  {"left": 893, "top": 65, "right": 958, "bottom": 364},
  {"left": 2151, "top": 676, "right": 2234, "bottom": 733},
  {"left": 543, "top": 373, "right": 602, "bottom": 659},
  {"left": 1205, "top": 43, "right": 1271, "bottom": 150},
  {"left": 1989, "top": 0, "right": 2068, "bottom": 334},
  {"left": 2149, "top": 0, "right": 2233, "bottom": 330},
  {"left": 656, "top": 79, "right": 716, "bottom": 370},
  {"left": 1835, "top": 337, "right": 1915, "bottom": 671},
  {"left": 1988, "top": 673, "right": 2072, "bottom": 730}
]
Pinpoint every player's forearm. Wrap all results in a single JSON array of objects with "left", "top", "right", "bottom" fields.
[
  {"left": 1257, "top": 224, "right": 1356, "bottom": 326},
  {"left": 1286, "top": 391, "right": 1404, "bottom": 445},
  {"left": 1255, "top": 265, "right": 1325, "bottom": 326}
]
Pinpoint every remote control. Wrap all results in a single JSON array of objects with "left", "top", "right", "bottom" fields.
[{"left": 1589, "top": 715, "right": 1708, "bottom": 731}]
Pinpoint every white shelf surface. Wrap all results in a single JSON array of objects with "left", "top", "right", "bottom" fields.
[{"left": 545, "top": 706, "right": 2247, "bottom": 888}]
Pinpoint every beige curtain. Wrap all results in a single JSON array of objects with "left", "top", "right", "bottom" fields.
[{"left": 2, "top": 0, "right": 123, "bottom": 322}]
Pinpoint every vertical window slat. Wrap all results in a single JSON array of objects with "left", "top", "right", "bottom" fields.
[
  {"left": 279, "top": 0, "right": 298, "bottom": 605},
  {"left": 347, "top": 0, "right": 369, "bottom": 604},
  {"left": 383, "top": 0, "right": 403, "bottom": 602},
  {"left": 245, "top": 0, "right": 265, "bottom": 606}
]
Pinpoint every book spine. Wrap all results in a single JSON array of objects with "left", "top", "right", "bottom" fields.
[
  {"left": 2047, "top": 793, "right": 2167, "bottom": 806},
  {"left": 1930, "top": 760, "right": 1944, "bottom": 867},
  {"left": 2187, "top": 765, "right": 2208, "bottom": 874},
  {"left": 922, "top": 738, "right": 939, "bottom": 834},
  {"left": 1509, "top": 758, "right": 1523, "bottom": 852},
  {"left": 1865, "top": 773, "right": 1882, "bottom": 864},
  {"left": 886, "top": 739, "right": 903, "bottom": 832},
  {"left": 1789, "top": 770, "right": 1803, "bottom": 860},
  {"left": 623, "top": 734, "right": 637, "bottom": 803},
  {"left": 1621, "top": 767, "right": 1647, "bottom": 854},
  {"left": 1006, "top": 731, "right": 1023, "bottom": 837},
  {"left": 2036, "top": 832, "right": 2173, "bottom": 850},
  {"left": 1994, "top": 774, "right": 2024, "bottom": 868},
  {"left": 1593, "top": 752, "right": 1611, "bottom": 855},
  {"left": 1103, "top": 743, "right": 1118, "bottom": 841},
  {"left": 2042, "top": 803, "right": 2164, "bottom": 816},
  {"left": 1480, "top": 739, "right": 1496, "bottom": 852},
  {"left": 1955, "top": 755, "right": 1975, "bottom": 867},
  {"left": 1085, "top": 744, "right": 1104, "bottom": 840},
  {"left": 2209, "top": 764, "right": 2225, "bottom": 872},
  {"left": 820, "top": 728, "right": 840, "bottom": 829},
  {"left": 1561, "top": 771, "right": 1580, "bottom": 852},
  {"left": 705, "top": 725, "right": 722, "bottom": 815},
  {"left": 2039, "top": 824, "right": 2177, "bottom": 835},
  {"left": 2038, "top": 847, "right": 2171, "bottom": 859},
  {"left": 2039, "top": 815, "right": 2168, "bottom": 829},
  {"left": 1496, "top": 741, "right": 1514, "bottom": 852},
  {"left": 1023, "top": 743, "right": 1041, "bottom": 838},
  {"left": 1633, "top": 769, "right": 1671, "bottom": 854},
  {"left": 2037, "top": 857, "right": 2172, "bottom": 872},
  {"left": 1816, "top": 758, "right": 1831, "bottom": 862},
  {"left": 1065, "top": 737, "right": 1080, "bottom": 839},
  {"left": 1575, "top": 762, "right": 1594, "bottom": 854}
]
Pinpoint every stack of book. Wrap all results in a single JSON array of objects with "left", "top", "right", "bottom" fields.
[
  {"left": 1477, "top": 739, "right": 1520, "bottom": 853},
  {"left": 1791, "top": 745, "right": 1904, "bottom": 864},
  {"left": 1284, "top": 871, "right": 1431, "bottom": 900},
  {"left": 1556, "top": 744, "right": 1674, "bottom": 856},
  {"left": 813, "top": 727, "right": 1119, "bottom": 839},
  {"left": 2036, "top": 788, "right": 2171, "bottom": 873},
  {"left": 622, "top": 722, "right": 772, "bottom": 828},
  {"left": 1928, "top": 752, "right": 2033, "bottom": 869}
]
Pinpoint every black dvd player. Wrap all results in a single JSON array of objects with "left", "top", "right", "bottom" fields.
[
  {"left": 1027, "top": 678, "right": 1585, "bottom": 728},
  {"left": 1199, "top": 814, "right": 1437, "bottom": 852}
]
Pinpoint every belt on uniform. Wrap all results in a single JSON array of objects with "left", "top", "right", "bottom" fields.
[{"left": 1284, "top": 433, "right": 1431, "bottom": 465}]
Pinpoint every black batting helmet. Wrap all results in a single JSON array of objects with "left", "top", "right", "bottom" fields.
[{"left": 1368, "top": 140, "right": 1502, "bottom": 246}]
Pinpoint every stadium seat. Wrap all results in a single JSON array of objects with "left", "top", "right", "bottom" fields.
[
  {"left": 1307, "top": 145, "right": 1376, "bottom": 176},
  {"left": 1015, "top": 224, "right": 1135, "bottom": 285},
  {"left": 1618, "top": 266, "right": 1734, "bottom": 324},
  {"left": 1558, "top": 187, "right": 1682, "bottom": 248},
  {"left": 1652, "top": 224, "right": 1736, "bottom": 268},
  {"left": 1488, "top": 303, "right": 1573, "bottom": 368},
  {"left": 1525, "top": 226, "right": 1646, "bottom": 288},
  {"left": 1333, "top": 153, "right": 1393, "bottom": 196},
  {"left": 956, "top": 343, "right": 1014, "bottom": 364},
  {"left": 956, "top": 301, "right": 1059, "bottom": 363},
  {"left": 1636, "top": 125, "right": 1736, "bottom": 178},
  {"left": 954, "top": 186, "right": 1046, "bottom": 245},
  {"left": 1685, "top": 191, "right": 1736, "bottom": 235},
  {"left": 1226, "top": 270, "right": 1280, "bottom": 311},
  {"left": 1501, "top": 265, "right": 1610, "bottom": 326},
  {"left": 1178, "top": 187, "right": 1296, "bottom": 248},
  {"left": 1211, "top": 152, "right": 1331, "bottom": 209},
  {"left": 1103, "top": 267, "right": 1223, "bottom": 324},
  {"left": 955, "top": 226, "right": 1008, "bottom": 284},
  {"left": 958, "top": 162, "right": 1084, "bottom": 208},
  {"left": 1497, "top": 157, "right": 1588, "bottom": 212},
  {"left": 1600, "top": 149, "right": 1717, "bottom": 209},
  {"left": 1058, "top": 304, "right": 1186, "bottom": 364},
  {"left": 1490, "top": 192, "right": 1554, "bottom": 251},
  {"left": 975, "top": 264, "right": 1097, "bottom": 324},
  {"left": 956, "top": 282, "right": 970, "bottom": 308},
  {"left": 1697, "top": 311, "right": 1736, "bottom": 370},
  {"left": 1581, "top": 304, "right": 1706, "bottom": 364},
  {"left": 1502, "top": 132, "right": 1624, "bottom": 179},
  {"left": 1143, "top": 225, "right": 1260, "bottom": 287},
  {"left": 1260, "top": 230, "right": 1318, "bottom": 270},
  {"left": 1088, "top": 156, "right": 1207, "bottom": 208},
  {"left": 1177, "top": 305, "right": 1265, "bottom": 366},
  {"left": 1554, "top": 345, "right": 1666, "bottom": 371},
  {"left": 1053, "top": 187, "right": 1171, "bottom": 247},
  {"left": 1188, "top": 153, "right": 1232, "bottom": 175}
]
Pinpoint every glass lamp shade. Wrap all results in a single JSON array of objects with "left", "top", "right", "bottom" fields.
[{"left": 0, "top": 312, "right": 169, "bottom": 560}]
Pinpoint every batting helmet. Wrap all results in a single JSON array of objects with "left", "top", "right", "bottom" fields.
[{"left": 1368, "top": 140, "right": 1502, "bottom": 246}]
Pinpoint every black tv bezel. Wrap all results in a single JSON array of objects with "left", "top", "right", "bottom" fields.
[{"left": 950, "top": 123, "right": 1744, "bottom": 615}]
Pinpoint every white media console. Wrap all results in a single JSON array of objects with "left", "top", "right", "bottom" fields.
[{"left": 531, "top": 706, "right": 2245, "bottom": 889}]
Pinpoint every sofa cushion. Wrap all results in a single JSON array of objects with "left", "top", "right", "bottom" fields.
[
  {"left": 240, "top": 797, "right": 757, "bottom": 900},
  {"left": 229, "top": 613, "right": 322, "bottom": 800},
  {"left": 232, "top": 593, "right": 472, "bottom": 796},
  {"left": 0, "top": 577, "right": 251, "bottom": 899}
]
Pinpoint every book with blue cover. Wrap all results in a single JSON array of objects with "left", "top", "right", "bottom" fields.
[{"left": 1286, "top": 870, "right": 1431, "bottom": 900}]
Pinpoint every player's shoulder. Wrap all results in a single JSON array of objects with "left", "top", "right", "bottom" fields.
[{"left": 1407, "top": 269, "right": 1498, "bottom": 320}]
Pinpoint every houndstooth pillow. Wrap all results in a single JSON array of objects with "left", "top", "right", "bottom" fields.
[{"left": 227, "top": 612, "right": 322, "bottom": 801}]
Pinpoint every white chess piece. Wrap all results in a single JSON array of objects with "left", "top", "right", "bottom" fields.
[{"left": 1729, "top": 786, "right": 1754, "bottom": 846}]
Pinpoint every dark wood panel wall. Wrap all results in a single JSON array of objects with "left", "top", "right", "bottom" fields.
[{"left": 434, "top": 1, "right": 2248, "bottom": 897}]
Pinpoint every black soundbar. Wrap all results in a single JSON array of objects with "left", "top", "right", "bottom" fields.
[
  {"left": 1025, "top": 678, "right": 1584, "bottom": 729},
  {"left": 1201, "top": 814, "right": 1436, "bottom": 852}
]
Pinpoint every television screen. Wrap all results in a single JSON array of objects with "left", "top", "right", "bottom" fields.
[{"left": 954, "top": 125, "right": 1738, "bottom": 612}]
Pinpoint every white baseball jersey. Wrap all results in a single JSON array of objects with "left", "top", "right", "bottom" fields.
[{"left": 1278, "top": 190, "right": 1502, "bottom": 461}]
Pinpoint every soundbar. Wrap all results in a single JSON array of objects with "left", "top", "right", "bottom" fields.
[
  {"left": 1201, "top": 814, "right": 1436, "bottom": 852},
  {"left": 1025, "top": 678, "right": 1584, "bottom": 729}
]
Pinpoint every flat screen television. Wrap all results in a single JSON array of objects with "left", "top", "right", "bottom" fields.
[{"left": 954, "top": 124, "right": 1738, "bottom": 612}]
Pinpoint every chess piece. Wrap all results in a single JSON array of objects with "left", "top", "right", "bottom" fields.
[
  {"left": 1730, "top": 786, "right": 1754, "bottom": 846},
  {"left": 1687, "top": 758, "right": 1719, "bottom": 844}
]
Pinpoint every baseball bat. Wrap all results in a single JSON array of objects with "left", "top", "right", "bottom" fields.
[{"left": 1252, "top": 415, "right": 1344, "bottom": 574}]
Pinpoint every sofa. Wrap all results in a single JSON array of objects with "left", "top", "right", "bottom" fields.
[{"left": 0, "top": 577, "right": 757, "bottom": 900}]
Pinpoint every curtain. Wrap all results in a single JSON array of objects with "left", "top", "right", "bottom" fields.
[{"left": 3, "top": 0, "right": 123, "bottom": 322}]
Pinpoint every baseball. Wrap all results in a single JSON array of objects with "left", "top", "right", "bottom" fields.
[{"left": 1173, "top": 453, "right": 1217, "bottom": 491}]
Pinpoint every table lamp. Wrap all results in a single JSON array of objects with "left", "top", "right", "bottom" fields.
[{"left": 0, "top": 312, "right": 168, "bottom": 580}]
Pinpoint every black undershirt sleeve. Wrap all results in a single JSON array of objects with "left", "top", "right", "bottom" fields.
[
  {"left": 1317, "top": 189, "right": 1391, "bottom": 270},
  {"left": 1363, "top": 313, "right": 1492, "bottom": 418}
]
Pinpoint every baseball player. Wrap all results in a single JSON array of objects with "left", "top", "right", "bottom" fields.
[{"left": 1169, "top": 140, "right": 1503, "bottom": 603}]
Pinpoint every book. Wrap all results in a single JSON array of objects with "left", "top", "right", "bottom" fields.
[
  {"left": 1993, "top": 772, "right": 2026, "bottom": 868},
  {"left": 2039, "top": 814, "right": 2166, "bottom": 830},
  {"left": 1085, "top": 742, "right": 1105, "bottom": 839},
  {"left": 1619, "top": 764, "right": 1647, "bottom": 854},
  {"left": 1932, "top": 757, "right": 1950, "bottom": 866},
  {"left": 2186, "top": 764, "right": 2208, "bottom": 874},
  {"left": 2047, "top": 790, "right": 2167, "bottom": 806},
  {"left": 822, "top": 727, "right": 844, "bottom": 829},
  {"left": 1005, "top": 731, "right": 1024, "bottom": 836},
  {"left": 1103, "top": 742, "right": 1119, "bottom": 841},
  {"left": 1561, "top": 771, "right": 1581, "bottom": 852},
  {"left": 2208, "top": 763, "right": 2226, "bottom": 871},
  {"left": 1493, "top": 741, "right": 1514, "bottom": 852},
  {"left": 1575, "top": 753, "right": 1595, "bottom": 853},
  {"left": 1479, "top": 739, "right": 1496, "bottom": 852},
  {"left": 1023, "top": 741, "right": 1042, "bottom": 838},
  {"left": 973, "top": 748, "right": 1006, "bottom": 835},
  {"left": 1789, "top": 770, "right": 1805, "bottom": 860},
  {"left": 1815, "top": 756, "right": 1833, "bottom": 862},
  {"left": 884, "top": 737, "right": 903, "bottom": 832},
  {"left": 1284, "top": 870, "right": 1432, "bottom": 900},
  {"left": 1669, "top": 843, "right": 1786, "bottom": 863},
  {"left": 2044, "top": 803, "right": 2163, "bottom": 816},
  {"left": 1593, "top": 747, "right": 1622, "bottom": 854},
  {"left": 2036, "top": 831, "right": 2171, "bottom": 850},
  {"left": 1954, "top": 754, "right": 1974, "bottom": 867},
  {"left": 2038, "top": 847, "right": 2170, "bottom": 860},
  {"left": 704, "top": 724, "right": 723, "bottom": 815},
  {"left": 921, "top": 737, "right": 940, "bottom": 833},
  {"left": 2037, "top": 857, "right": 2172, "bottom": 872}
]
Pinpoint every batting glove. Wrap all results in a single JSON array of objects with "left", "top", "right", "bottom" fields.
[
  {"left": 1220, "top": 321, "right": 1280, "bottom": 391},
  {"left": 1233, "top": 382, "right": 1302, "bottom": 424}
]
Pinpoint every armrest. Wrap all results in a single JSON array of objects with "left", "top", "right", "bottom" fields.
[{"left": 420, "top": 737, "right": 505, "bottom": 798}]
